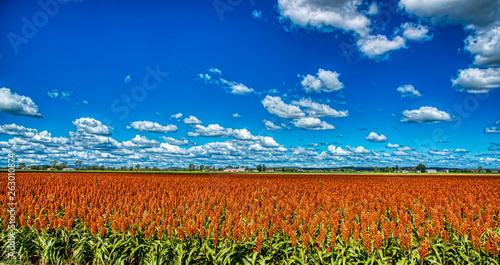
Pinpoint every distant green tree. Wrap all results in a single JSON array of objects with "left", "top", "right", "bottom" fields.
[
  {"left": 199, "top": 165, "right": 205, "bottom": 171},
  {"left": 75, "top": 160, "right": 82, "bottom": 169},
  {"left": 263, "top": 164, "right": 267, "bottom": 172},
  {"left": 50, "top": 160, "right": 58, "bottom": 167},
  {"left": 486, "top": 168, "right": 492, "bottom": 173},
  {"left": 416, "top": 164, "right": 426, "bottom": 172},
  {"left": 374, "top": 166, "right": 378, "bottom": 172},
  {"left": 144, "top": 166, "right": 151, "bottom": 171},
  {"left": 256, "top": 165, "right": 263, "bottom": 172},
  {"left": 99, "top": 165, "right": 105, "bottom": 171},
  {"left": 135, "top": 164, "right": 141, "bottom": 170},
  {"left": 188, "top": 164, "right": 195, "bottom": 171},
  {"left": 18, "top": 162, "right": 26, "bottom": 169},
  {"left": 477, "top": 166, "right": 483, "bottom": 173},
  {"left": 395, "top": 165, "right": 401, "bottom": 172}
]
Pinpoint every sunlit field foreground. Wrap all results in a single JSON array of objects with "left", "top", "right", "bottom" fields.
[{"left": 1, "top": 173, "right": 499, "bottom": 264}]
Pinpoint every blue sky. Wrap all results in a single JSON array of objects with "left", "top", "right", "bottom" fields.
[{"left": 1, "top": 0, "right": 499, "bottom": 168}]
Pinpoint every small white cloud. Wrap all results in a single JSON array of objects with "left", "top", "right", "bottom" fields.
[
  {"left": 401, "top": 106, "right": 451, "bottom": 123},
  {"left": 454, "top": 148, "right": 468, "bottom": 153},
  {"left": 429, "top": 149, "right": 450, "bottom": 156},
  {"left": 199, "top": 68, "right": 255, "bottom": 95},
  {"left": 208, "top": 67, "right": 222, "bottom": 74},
  {"left": 189, "top": 124, "right": 233, "bottom": 137},
  {"left": 386, "top": 143, "right": 401, "bottom": 148},
  {"left": 161, "top": 136, "right": 189, "bottom": 146},
  {"left": 220, "top": 78, "right": 255, "bottom": 95},
  {"left": 127, "top": 121, "right": 177, "bottom": 133},
  {"left": 124, "top": 75, "right": 131, "bottom": 84},
  {"left": 397, "top": 84, "right": 422, "bottom": 98},
  {"left": 171, "top": 113, "right": 183, "bottom": 119},
  {"left": 262, "top": 95, "right": 305, "bottom": 119},
  {"left": 485, "top": 127, "right": 500, "bottom": 134},
  {"left": 293, "top": 117, "right": 335, "bottom": 130},
  {"left": 347, "top": 145, "right": 371, "bottom": 154},
  {"left": 233, "top": 128, "right": 256, "bottom": 140},
  {"left": 232, "top": 113, "right": 240, "bottom": 118},
  {"left": 357, "top": 35, "right": 406, "bottom": 60},
  {"left": 452, "top": 68, "right": 500, "bottom": 93},
  {"left": 291, "top": 98, "right": 348, "bottom": 117},
  {"left": 397, "top": 146, "right": 414, "bottom": 151},
  {"left": 73, "top": 118, "right": 111, "bottom": 135},
  {"left": 367, "top": 2, "right": 378, "bottom": 15},
  {"left": 184, "top": 116, "right": 202, "bottom": 125},
  {"left": 252, "top": 10, "right": 262, "bottom": 19},
  {"left": 82, "top": 100, "right": 88, "bottom": 104},
  {"left": 400, "top": 22, "right": 432, "bottom": 42},
  {"left": 394, "top": 151, "right": 409, "bottom": 156},
  {"left": 299, "top": 69, "right": 344, "bottom": 93},
  {"left": 263, "top": 120, "right": 282, "bottom": 130},
  {"left": 48, "top": 89, "right": 59, "bottom": 98},
  {"left": 60, "top": 91, "right": 72, "bottom": 100},
  {"left": 365, "top": 132, "right": 387, "bottom": 143},
  {"left": 0, "top": 87, "right": 42, "bottom": 117}
]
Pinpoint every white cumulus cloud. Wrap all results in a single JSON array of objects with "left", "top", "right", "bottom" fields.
[
  {"left": 127, "top": 121, "right": 177, "bottom": 133},
  {"left": 262, "top": 95, "right": 305, "bottom": 119},
  {"left": 357, "top": 35, "right": 406, "bottom": 60},
  {"left": 73, "top": 118, "right": 111, "bottom": 135},
  {"left": 293, "top": 117, "right": 335, "bottom": 130},
  {"left": 397, "top": 84, "right": 422, "bottom": 98},
  {"left": 400, "top": 22, "right": 432, "bottom": 42},
  {"left": 299, "top": 69, "right": 344, "bottom": 93},
  {"left": 0, "top": 88, "right": 42, "bottom": 117},
  {"left": 291, "top": 98, "right": 348, "bottom": 117},
  {"left": 365, "top": 132, "right": 387, "bottom": 143},
  {"left": 452, "top": 68, "right": 500, "bottom": 93},
  {"left": 184, "top": 116, "right": 202, "bottom": 125},
  {"left": 401, "top": 106, "right": 451, "bottom": 123}
]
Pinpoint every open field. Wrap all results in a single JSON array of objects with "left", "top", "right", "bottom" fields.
[{"left": 1, "top": 172, "right": 499, "bottom": 264}]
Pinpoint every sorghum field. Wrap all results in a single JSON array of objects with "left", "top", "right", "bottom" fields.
[{"left": 1, "top": 173, "right": 499, "bottom": 264}]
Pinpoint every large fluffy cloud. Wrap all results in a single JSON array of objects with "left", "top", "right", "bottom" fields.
[
  {"left": 465, "top": 25, "right": 500, "bottom": 66},
  {"left": 401, "top": 106, "right": 452, "bottom": 123},
  {"left": 277, "top": 0, "right": 371, "bottom": 36},
  {"left": 73, "top": 118, "right": 111, "bottom": 135},
  {"left": 0, "top": 88, "right": 42, "bottom": 117},
  {"left": 365, "top": 132, "right": 387, "bottom": 143},
  {"left": 262, "top": 95, "right": 305, "bottom": 119},
  {"left": 292, "top": 117, "right": 335, "bottom": 130},
  {"left": 291, "top": 98, "right": 348, "bottom": 117},
  {"left": 127, "top": 121, "right": 177, "bottom": 133},
  {"left": 452, "top": 68, "right": 500, "bottom": 93},
  {"left": 299, "top": 69, "right": 344, "bottom": 93}
]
